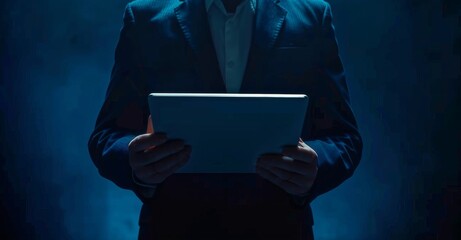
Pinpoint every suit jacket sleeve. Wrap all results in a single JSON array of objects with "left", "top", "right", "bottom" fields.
[
  {"left": 88, "top": 5, "right": 151, "bottom": 199},
  {"left": 295, "top": 2, "right": 363, "bottom": 206}
]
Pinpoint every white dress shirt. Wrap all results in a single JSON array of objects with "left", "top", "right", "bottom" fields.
[{"left": 205, "top": 0, "right": 256, "bottom": 93}]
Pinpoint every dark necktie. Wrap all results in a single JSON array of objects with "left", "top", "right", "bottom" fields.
[{"left": 221, "top": 0, "right": 244, "bottom": 14}]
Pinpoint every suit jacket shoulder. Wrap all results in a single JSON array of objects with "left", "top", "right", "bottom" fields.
[
  {"left": 127, "top": 0, "right": 180, "bottom": 23},
  {"left": 280, "top": 0, "right": 331, "bottom": 26}
]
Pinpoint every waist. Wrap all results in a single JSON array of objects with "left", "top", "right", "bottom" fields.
[{"left": 139, "top": 173, "right": 314, "bottom": 225}]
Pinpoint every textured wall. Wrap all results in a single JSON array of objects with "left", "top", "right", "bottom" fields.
[{"left": 1, "top": 0, "right": 459, "bottom": 239}]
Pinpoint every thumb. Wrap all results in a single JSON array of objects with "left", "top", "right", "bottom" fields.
[{"left": 146, "top": 115, "right": 154, "bottom": 134}]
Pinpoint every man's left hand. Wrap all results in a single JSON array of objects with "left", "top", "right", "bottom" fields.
[{"left": 256, "top": 139, "right": 318, "bottom": 196}]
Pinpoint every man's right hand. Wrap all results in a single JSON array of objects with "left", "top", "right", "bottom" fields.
[{"left": 128, "top": 133, "right": 192, "bottom": 185}]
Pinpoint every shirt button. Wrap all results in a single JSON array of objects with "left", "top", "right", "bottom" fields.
[{"left": 227, "top": 61, "right": 235, "bottom": 68}]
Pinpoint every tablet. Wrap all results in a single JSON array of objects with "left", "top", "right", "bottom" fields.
[{"left": 148, "top": 93, "right": 309, "bottom": 173}]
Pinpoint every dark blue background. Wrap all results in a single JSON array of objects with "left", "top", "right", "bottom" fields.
[{"left": 1, "top": 0, "right": 460, "bottom": 239}]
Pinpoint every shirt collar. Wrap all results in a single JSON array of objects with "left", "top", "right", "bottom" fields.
[{"left": 205, "top": 0, "right": 256, "bottom": 13}]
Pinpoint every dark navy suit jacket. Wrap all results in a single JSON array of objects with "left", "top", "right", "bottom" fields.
[{"left": 88, "top": 0, "right": 362, "bottom": 238}]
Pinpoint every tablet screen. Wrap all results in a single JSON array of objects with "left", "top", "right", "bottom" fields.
[{"left": 148, "top": 93, "right": 309, "bottom": 173}]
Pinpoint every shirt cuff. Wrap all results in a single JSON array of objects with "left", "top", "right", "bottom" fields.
[
  {"left": 132, "top": 171, "right": 158, "bottom": 198},
  {"left": 290, "top": 191, "right": 311, "bottom": 208}
]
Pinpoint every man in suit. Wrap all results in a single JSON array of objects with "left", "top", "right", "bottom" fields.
[{"left": 88, "top": 0, "right": 362, "bottom": 239}]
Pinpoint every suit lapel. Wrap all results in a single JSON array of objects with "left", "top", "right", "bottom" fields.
[
  {"left": 174, "top": 0, "right": 226, "bottom": 92},
  {"left": 252, "top": 0, "right": 288, "bottom": 49},
  {"left": 240, "top": 0, "right": 287, "bottom": 93}
]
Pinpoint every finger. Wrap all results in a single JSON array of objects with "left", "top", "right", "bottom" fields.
[
  {"left": 132, "top": 139, "right": 185, "bottom": 168},
  {"left": 151, "top": 148, "right": 191, "bottom": 182},
  {"left": 150, "top": 145, "right": 191, "bottom": 173},
  {"left": 258, "top": 156, "right": 318, "bottom": 185},
  {"left": 135, "top": 146, "right": 189, "bottom": 177},
  {"left": 258, "top": 154, "right": 311, "bottom": 175},
  {"left": 298, "top": 138, "right": 304, "bottom": 147},
  {"left": 161, "top": 149, "right": 191, "bottom": 176},
  {"left": 129, "top": 133, "right": 168, "bottom": 153},
  {"left": 129, "top": 134, "right": 167, "bottom": 169},
  {"left": 282, "top": 145, "right": 318, "bottom": 163},
  {"left": 257, "top": 163, "right": 313, "bottom": 189},
  {"left": 136, "top": 147, "right": 191, "bottom": 184},
  {"left": 256, "top": 160, "right": 295, "bottom": 181},
  {"left": 256, "top": 165, "right": 307, "bottom": 196},
  {"left": 298, "top": 140, "right": 309, "bottom": 148}
]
